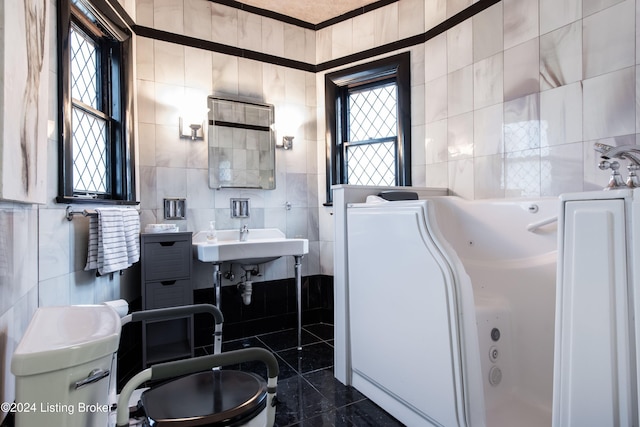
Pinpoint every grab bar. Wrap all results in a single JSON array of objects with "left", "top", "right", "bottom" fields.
[{"left": 527, "top": 216, "right": 558, "bottom": 232}]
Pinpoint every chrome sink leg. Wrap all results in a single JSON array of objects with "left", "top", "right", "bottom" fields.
[
  {"left": 212, "top": 263, "right": 222, "bottom": 311},
  {"left": 295, "top": 255, "right": 303, "bottom": 351}
]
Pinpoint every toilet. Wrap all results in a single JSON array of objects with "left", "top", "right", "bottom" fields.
[
  {"left": 139, "top": 370, "right": 270, "bottom": 426},
  {"left": 12, "top": 303, "right": 278, "bottom": 427},
  {"left": 11, "top": 305, "right": 121, "bottom": 427}
]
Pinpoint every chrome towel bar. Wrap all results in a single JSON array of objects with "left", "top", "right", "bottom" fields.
[{"left": 65, "top": 205, "right": 139, "bottom": 221}]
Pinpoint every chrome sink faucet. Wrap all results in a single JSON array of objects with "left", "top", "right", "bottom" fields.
[{"left": 239, "top": 224, "right": 249, "bottom": 241}]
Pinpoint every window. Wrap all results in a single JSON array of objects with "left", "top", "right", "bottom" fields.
[
  {"left": 57, "top": 0, "right": 136, "bottom": 203},
  {"left": 325, "top": 53, "right": 411, "bottom": 203}
]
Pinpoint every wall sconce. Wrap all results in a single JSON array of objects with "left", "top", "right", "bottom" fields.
[
  {"left": 277, "top": 136, "right": 294, "bottom": 150},
  {"left": 179, "top": 117, "right": 204, "bottom": 141}
]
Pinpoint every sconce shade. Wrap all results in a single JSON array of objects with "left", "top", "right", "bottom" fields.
[
  {"left": 179, "top": 117, "right": 204, "bottom": 140},
  {"left": 279, "top": 136, "right": 294, "bottom": 150}
]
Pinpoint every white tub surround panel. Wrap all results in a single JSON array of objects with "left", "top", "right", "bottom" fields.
[
  {"left": 554, "top": 190, "right": 638, "bottom": 427},
  {"left": 341, "top": 194, "right": 558, "bottom": 426},
  {"left": 332, "top": 185, "right": 448, "bottom": 386}
]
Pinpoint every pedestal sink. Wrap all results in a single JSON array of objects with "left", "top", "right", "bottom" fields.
[
  {"left": 193, "top": 228, "right": 309, "bottom": 349},
  {"left": 192, "top": 228, "right": 308, "bottom": 265}
]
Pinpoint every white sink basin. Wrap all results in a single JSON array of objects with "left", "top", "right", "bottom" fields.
[{"left": 193, "top": 228, "right": 309, "bottom": 265}]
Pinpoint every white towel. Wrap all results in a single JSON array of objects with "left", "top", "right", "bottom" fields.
[
  {"left": 97, "top": 208, "right": 128, "bottom": 275},
  {"left": 85, "top": 208, "right": 140, "bottom": 275},
  {"left": 85, "top": 214, "right": 100, "bottom": 271},
  {"left": 122, "top": 209, "right": 140, "bottom": 265}
]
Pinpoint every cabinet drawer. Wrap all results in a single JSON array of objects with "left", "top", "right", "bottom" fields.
[
  {"left": 145, "top": 279, "right": 192, "bottom": 309},
  {"left": 143, "top": 240, "right": 191, "bottom": 281}
]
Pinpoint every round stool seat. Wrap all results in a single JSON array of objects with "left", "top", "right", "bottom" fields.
[{"left": 140, "top": 370, "right": 268, "bottom": 426}]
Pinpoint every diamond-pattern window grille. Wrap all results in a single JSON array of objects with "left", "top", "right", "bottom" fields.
[
  {"left": 346, "top": 141, "right": 396, "bottom": 186},
  {"left": 349, "top": 84, "right": 397, "bottom": 142},
  {"left": 72, "top": 108, "right": 108, "bottom": 193},
  {"left": 70, "top": 26, "right": 99, "bottom": 109},
  {"left": 344, "top": 82, "right": 398, "bottom": 186},
  {"left": 70, "top": 23, "right": 109, "bottom": 194}
]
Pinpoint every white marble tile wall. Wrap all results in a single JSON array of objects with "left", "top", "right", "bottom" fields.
[
  {"left": 0, "top": 202, "right": 39, "bottom": 414},
  {"left": 2, "top": 0, "right": 142, "bottom": 413},
  {"left": 313, "top": 0, "right": 640, "bottom": 226},
  {"left": 6, "top": 1, "right": 640, "bottom": 413},
  {"left": 136, "top": 0, "right": 320, "bottom": 285}
]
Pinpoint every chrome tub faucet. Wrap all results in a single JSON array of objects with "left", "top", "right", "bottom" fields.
[{"left": 594, "top": 143, "right": 640, "bottom": 189}]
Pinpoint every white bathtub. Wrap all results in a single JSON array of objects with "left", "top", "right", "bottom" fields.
[{"left": 344, "top": 195, "right": 558, "bottom": 427}]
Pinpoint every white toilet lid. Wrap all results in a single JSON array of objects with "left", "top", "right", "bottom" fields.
[{"left": 11, "top": 305, "right": 121, "bottom": 376}]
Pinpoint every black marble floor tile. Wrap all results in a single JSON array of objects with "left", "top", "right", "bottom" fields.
[
  {"left": 277, "top": 342, "right": 334, "bottom": 375},
  {"left": 303, "top": 368, "right": 367, "bottom": 408},
  {"left": 336, "top": 400, "right": 405, "bottom": 426},
  {"left": 257, "top": 328, "right": 322, "bottom": 352},
  {"left": 187, "top": 324, "right": 402, "bottom": 427},
  {"left": 287, "top": 400, "right": 403, "bottom": 427},
  {"left": 274, "top": 375, "right": 334, "bottom": 427},
  {"left": 221, "top": 336, "right": 264, "bottom": 352},
  {"left": 288, "top": 409, "right": 352, "bottom": 427},
  {"left": 304, "top": 323, "right": 334, "bottom": 341},
  {"left": 214, "top": 337, "right": 299, "bottom": 381}
]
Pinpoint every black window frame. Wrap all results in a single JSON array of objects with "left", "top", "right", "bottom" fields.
[
  {"left": 324, "top": 52, "right": 411, "bottom": 204},
  {"left": 57, "top": 0, "right": 136, "bottom": 205}
]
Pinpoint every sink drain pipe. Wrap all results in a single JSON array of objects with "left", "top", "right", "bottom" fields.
[
  {"left": 238, "top": 281, "right": 252, "bottom": 305},
  {"left": 237, "top": 268, "right": 256, "bottom": 305}
]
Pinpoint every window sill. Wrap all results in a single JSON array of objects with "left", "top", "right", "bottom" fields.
[{"left": 56, "top": 196, "right": 139, "bottom": 206}]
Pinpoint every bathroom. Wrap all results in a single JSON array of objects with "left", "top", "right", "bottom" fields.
[{"left": 0, "top": 0, "right": 637, "bottom": 425}]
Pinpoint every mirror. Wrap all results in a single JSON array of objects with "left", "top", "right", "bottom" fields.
[{"left": 207, "top": 96, "right": 276, "bottom": 190}]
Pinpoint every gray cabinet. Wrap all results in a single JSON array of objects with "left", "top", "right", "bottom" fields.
[{"left": 141, "top": 232, "right": 193, "bottom": 367}]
